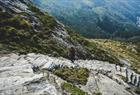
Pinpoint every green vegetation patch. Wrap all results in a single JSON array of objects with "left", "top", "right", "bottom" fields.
[
  {"left": 94, "top": 92, "right": 102, "bottom": 95},
  {"left": 66, "top": 27, "right": 121, "bottom": 64},
  {"left": 134, "top": 88, "right": 140, "bottom": 94},
  {"left": 84, "top": 41, "right": 121, "bottom": 65},
  {"left": 0, "top": 5, "right": 67, "bottom": 57},
  {"left": 53, "top": 67, "right": 89, "bottom": 85},
  {"left": 62, "top": 82, "right": 86, "bottom": 95},
  {"left": 91, "top": 39, "right": 140, "bottom": 73},
  {"left": 28, "top": 4, "right": 57, "bottom": 31}
]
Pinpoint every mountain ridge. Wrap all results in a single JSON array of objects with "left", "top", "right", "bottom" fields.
[{"left": 33, "top": 0, "right": 140, "bottom": 39}]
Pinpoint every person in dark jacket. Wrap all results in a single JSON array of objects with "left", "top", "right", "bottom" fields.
[
  {"left": 115, "top": 64, "right": 118, "bottom": 71},
  {"left": 125, "top": 67, "right": 129, "bottom": 82},
  {"left": 134, "top": 75, "right": 137, "bottom": 86},
  {"left": 137, "top": 76, "right": 140, "bottom": 87},
  {"left": 68, "top": 47, "right": 76, "bottom": 63},
  {"left": 32, "top": 64, "right": 39, "bottom": 72},
  {"left": 130, "top": 73, "right": 134, "bottom": 84}
]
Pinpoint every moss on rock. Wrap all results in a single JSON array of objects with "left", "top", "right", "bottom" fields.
[
  {"left": 62, "top": 82, "right": 87, "bottom": 95},
  {"left": 53, "top": 67, "right": 89, "bottom": 85}
]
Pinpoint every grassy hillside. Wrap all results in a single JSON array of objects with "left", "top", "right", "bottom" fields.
[
  {"left": 90, "top": 39, "right": 140, "bottom": 73},
  {"left": 0, "top": 5, "right": 64, "bottom": 56},
  {"left": 0, "top": 3, "right": 122, "bottom": 65},
  {"left": 66, "top": 28, "right": 120, "bottom": 64}
]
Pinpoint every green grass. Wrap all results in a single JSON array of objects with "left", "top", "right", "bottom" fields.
[
  {"left": 83, "top": 41, "right": 121, "bottom": 65},
  {"left": 91, "top": 39, "right": 140, "bottom": 73},
  {"left": 94, "top": 92, "right": 102, "bottom": 95},
  {"left": 134, "top": 88, "right": 140, "bottom": 94},
  {"left": 62, "top": 82, "right": 102, "bottom": 95},
  {"left": 119, "top": 75, "right": 127, "bottom": 82},
  {"left": 0, "top": 43, "right": 3, "bottom": 50},
  {"left": 0, "top": 5, "right": 67, "bottom": 57},
  {"left": 28, "top": 4, "right": 57, "bottom": 31},
  {"left": 53, "top": 67, "right": 89, "bottom": 85},
  {"left": 62, "top": 82, "right": 86, "bottom": 95},
  {"left": 66, "top": 27, "right": 121, "bottom": 64}
]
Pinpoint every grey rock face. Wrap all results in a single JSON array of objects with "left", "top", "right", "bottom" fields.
[
  {"left": 0, "top": 53, "right": 139, "bottom": 95},
  {"left": 0, "top": 53, "right": 63, "bottom": 95}
]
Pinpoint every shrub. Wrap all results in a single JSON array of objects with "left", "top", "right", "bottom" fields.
[
  {"left": 84, "top": 41, "right": 121, "bottom": 64},
  {"left": 53, "top": 67, "right": 89, "bottom": 85},
  {"left": 62, "top": 82, "right": 86, "bottom": 95},
  {"left": 134, "top": 88, "right": 140, "bottom": 94},
  {"left": 28, "top": 4, "right": 57, "bottom": 31}
]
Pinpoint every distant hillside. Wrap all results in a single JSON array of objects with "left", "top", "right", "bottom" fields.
[{"left": 33, "top": 0, "right": 140, "bottom": 39}]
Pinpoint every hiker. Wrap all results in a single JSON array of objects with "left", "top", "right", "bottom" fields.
[
  {"left": 125, "top": 67, "right": 129, "bottom": 82},
  {"left": 68, "top": 47, "right": 76, "bottom": 63},
  {"left": 130, "top": 73, "right": 134, "bottom": 84},
  {"left": 120, "top": 67, "right": 122, "bottom": 72},
  {"left": 32, "top": 64, "right": 39, "bottom": 72},
  {"left": 134, "top": 75, "right": 137, "bottom": 86},
  {"left": 115, "top": 64, "right": 117, "bottom": 71},
  {"left": 115, "top": 64, "right": 120, "bottom": 71},
  {"left": 137, "top": 76, "right": 140, "bottom": 87},
  {"left": 117, "top": 65, "right": 120, "bottom": 71}
]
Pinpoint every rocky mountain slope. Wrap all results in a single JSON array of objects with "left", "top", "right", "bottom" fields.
[
  {"left": 0, "top": 0, "right": 90, "bottom": 58},
  {"left": 0, "top": 53, "right": 140, "bottom": 95},
  {"left": 33, "top": 0, "right": 140, "bottom": 39},
  {"left": 0, "top": 0, "right": 123, "bottom": 64},
  {"left": 0, "top": 0, "right": 140, "bottom": 95}
]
